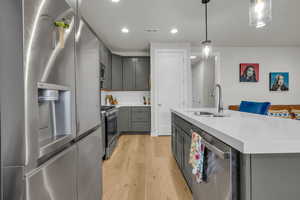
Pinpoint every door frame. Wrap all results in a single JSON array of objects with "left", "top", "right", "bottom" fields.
[{"left": 151, "top": 48, "right": 190, "bottom": 136}]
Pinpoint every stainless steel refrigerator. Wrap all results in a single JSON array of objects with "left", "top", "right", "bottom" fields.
[{"left": 0, "top": 0, "right": 103, "bottom": 199}]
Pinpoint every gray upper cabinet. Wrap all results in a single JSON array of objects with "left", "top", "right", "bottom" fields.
[
  {"left": 135, "top": 58, "right": 150, "bottom": 91},
  {"left": 99, "top": 41, "right": 112, "bottom": 90},
  {"left": 111, "top": 54, "right": 123, "bottom": 90},
  {"left": 122, "top": 58, "right": 136, "bottom": 91},
  {"left": 99, "top": 41, "right": 109, "bottom": 67},
  {"left": 102, "top": 52, "right": 112, "bottom": 90},
  {"left": 102, "top": 55, "right": 150, "bottom": 91}
]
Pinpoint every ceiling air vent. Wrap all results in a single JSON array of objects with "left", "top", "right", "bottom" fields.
[{"left": 144, "top": 28, "right": 160, "bottom": 33}]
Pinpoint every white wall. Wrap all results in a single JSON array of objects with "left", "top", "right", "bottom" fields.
[
  {"left": 191, "top": 47, "right": 300, "bottom": 107},
  {"left": 192, "top": 58, "right": 216, "bottom": 108}
]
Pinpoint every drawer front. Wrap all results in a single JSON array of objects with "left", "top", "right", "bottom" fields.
[
  {"left": 131, "top": 122, "right": 150, "bottom": 132},
  {"left": 131, "top": 108, "right": 150, "bottom": 122}
]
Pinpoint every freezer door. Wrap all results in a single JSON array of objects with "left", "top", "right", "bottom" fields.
[
  {"left": 75, "top": 18, "right": 101, "bottom": 136},
  {"left": 77, "top": 128, "right": 102, "bottom": 200},
  {"left": 25, "top": 146, "right": 76, "bottom": 200}
]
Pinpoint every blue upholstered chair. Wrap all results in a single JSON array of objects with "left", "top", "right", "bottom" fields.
[{"left": 239, "top": 101, "right": 271, "bottom": 115}]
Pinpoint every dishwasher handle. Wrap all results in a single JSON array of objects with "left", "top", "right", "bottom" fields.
[
  {"left": 202, "top": 140, "right": 230, "bottom": 160},
  {"left": 190, "top": 130, "right": 230, "bottom": 160}
]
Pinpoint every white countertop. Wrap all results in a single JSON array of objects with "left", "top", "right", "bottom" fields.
[
  {"left": 171, "top": 108, "right": 300, "bottom": 154},
  {"left": 101, "top": 104, "right": 151, "bottom": 108},
  {"left": 115, "top": 104, "right": 151, "bottom": 107}
]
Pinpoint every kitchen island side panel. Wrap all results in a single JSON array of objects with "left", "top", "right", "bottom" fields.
[{"left": 250, "top": 154, "right": 300, "bottom": 200}]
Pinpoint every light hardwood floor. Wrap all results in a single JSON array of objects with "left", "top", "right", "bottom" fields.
[{"left": 103, "top": 135, "right": 193, "bottom": 200}]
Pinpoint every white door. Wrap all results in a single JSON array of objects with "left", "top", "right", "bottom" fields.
[{"left": 156, "top": 51, "right": 185, "bottom": 136}]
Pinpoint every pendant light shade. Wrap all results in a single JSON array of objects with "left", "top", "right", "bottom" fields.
[
  {"left": 201, "top": 0, "right": 213, "bottom": 59},
  {"left": 202, "top": 40, "right": 212, "bottom": 59},
  {"left": 249, "top": 0, "right": 272, "bottom": 28}
]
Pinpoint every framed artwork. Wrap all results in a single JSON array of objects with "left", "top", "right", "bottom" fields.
[
  {"left": 240, "top": 63, "right": 259, "bottom": 82},
  {"left": 269, "top": 72, "right": 289, "bottom": 92}
]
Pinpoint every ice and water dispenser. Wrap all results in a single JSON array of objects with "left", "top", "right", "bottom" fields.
[{"left": 38, "top": 82, "right": 72, "bottom": 158}]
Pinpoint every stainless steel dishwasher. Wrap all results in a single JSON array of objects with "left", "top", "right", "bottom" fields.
[{"left": 192, "top": 131, "right": 239, "bottom": 200}]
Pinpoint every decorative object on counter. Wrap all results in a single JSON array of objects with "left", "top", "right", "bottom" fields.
[
  {"left": 105, "top": 95, "right": 118, "bottom": 105},
  {"left": 105, "top": 95, "right": 111, "bottom": 105},
  {"left": 189, "top": 131, "right": 206, "bottom": 183},
  {"left": 239, "top": 63, "right": 259, "bottom": 82},
  {"left": 268, "top": 109, "right": 291, "bottom": 119},
  {"left": 143, "top": 96, "right": 147, "bottom": 105},
  {"left": 147, "top": 97, "right": 151, "bottom": 105},
  {"left": 113, "top": 97, "right": 118, "bottom": 105},
  {"left": 269, "top": 72, "right": 289, "bottom": 92}
]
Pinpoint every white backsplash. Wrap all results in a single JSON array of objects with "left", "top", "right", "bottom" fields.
[{"left": 101, "top": 91, "right": 150, "bottom": 105}]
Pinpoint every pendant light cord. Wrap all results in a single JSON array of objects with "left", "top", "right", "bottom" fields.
[{"left": 205, "top": 3, "right": 208, "bottom": 41}]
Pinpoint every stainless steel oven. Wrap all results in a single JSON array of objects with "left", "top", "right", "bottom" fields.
[{"left": 101, "top": 106, "right": 119, "bottom": 159}]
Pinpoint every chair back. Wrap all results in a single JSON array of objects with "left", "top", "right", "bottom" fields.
[{"left": 239, "top": 101, "right": 271, "bottom": 115}]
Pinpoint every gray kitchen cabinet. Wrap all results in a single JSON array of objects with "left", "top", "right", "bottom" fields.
[
  {"left": 172, "top": 113, "right": 300, "bottom": 200},
  {"left": 118, "top": 107, "right": 131, "bottom": 132},
  {"left": 118, "top": 106, "right": 151, "bottom": 133},
  {"left": 135, "top": 58, "right": 150, "bottom": 90},
  {"left": 102, "top": 52, "right": 112, "bottom": 90},
  {"left": 99, "top": 42, "right": 109, "bottom": 67},
  {"left": 131, "top": 107, "right": 151, "bottom": 132},
  {"left": 99, "top": 41, "right": 112, "bottom": 90},
  {"left": 122, "top": 58, "right": 136, "bottom": 90},
  {"left": 111, "top": 54, "right": 123, "bottom": 90},
  {"left": 183, "top": 131, "right": 193, "bottom": 188}
]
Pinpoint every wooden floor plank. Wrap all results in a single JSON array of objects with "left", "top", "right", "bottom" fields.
[{"left": 103, "top": 135, "right": 193, "bottom": 200}]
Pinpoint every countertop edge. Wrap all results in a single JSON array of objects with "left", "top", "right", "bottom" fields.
[{"left": 171, "top": 109, "right": 246, "bottom": 154}]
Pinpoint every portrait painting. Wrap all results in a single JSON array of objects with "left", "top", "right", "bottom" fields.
[
  {"left": 270, "top": 72, "right": 289, "bottom": 92},
  {"left": 240, "top": 63, "right": 259, "bottom": 82}
]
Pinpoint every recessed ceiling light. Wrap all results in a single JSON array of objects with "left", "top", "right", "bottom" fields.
[
  {"left": 190, "top": 56, "right": 197, "bottom": 59},
  {"left": 111, "top": 0, "right": 120, "bottom": 3},
  {"left": 170, "top": 28, "right": 178, "bottom": 34},
  {"left": 121, "top": 27, "right": 129, "bottom": 33}
]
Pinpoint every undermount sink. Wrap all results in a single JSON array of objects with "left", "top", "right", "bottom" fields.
[{"left": 194, "top": 111, "right": 228, "bottom": 117}]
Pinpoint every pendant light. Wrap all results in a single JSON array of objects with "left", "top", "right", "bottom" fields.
[
  {"left": 249, "top": 0, "right": 272, "bottom": 28},
  {"left": 201, "top": 0, "right": 212, "bottom": 59}
]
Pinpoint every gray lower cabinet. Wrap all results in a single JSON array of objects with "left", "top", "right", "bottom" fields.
[
  {"left": 118, "top": 106, "right": 151, "bottom": 133},
  {"left": 111, "top": 54, "right": 123, "bottom": 90},
  {"left": 118, "top": 107, "right": 131, "bottom": 132}
]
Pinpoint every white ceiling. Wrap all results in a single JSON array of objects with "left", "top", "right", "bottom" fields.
[{"left": 79, "top": 0, "right": 300, "bottom": 52}]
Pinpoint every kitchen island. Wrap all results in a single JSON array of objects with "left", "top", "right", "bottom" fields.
[{"left": 171, "top": 108, "right": 300, "bottom": 200}]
